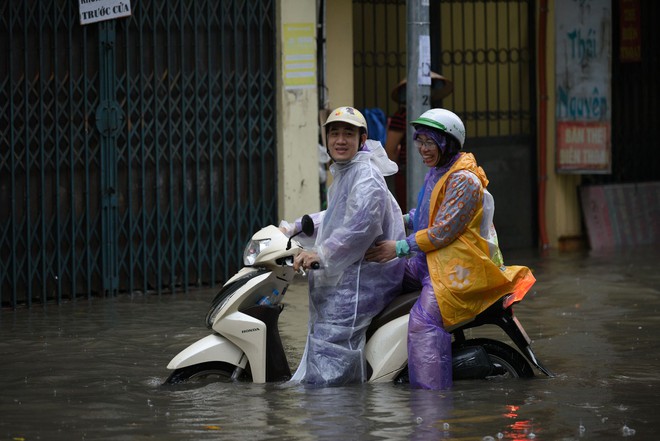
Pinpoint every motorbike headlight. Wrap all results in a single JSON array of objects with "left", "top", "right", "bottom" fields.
[{"left": 243, "top": 238, "right": 271, "bottom": 266}]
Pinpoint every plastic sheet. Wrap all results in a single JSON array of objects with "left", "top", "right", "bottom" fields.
[{"left": 289, "top": 144, "right": 405, "bottom": 386}]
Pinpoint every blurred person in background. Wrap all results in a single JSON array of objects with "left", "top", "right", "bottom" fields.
[{"left": 384, "top": 72, "right": 453, "bottom": 211}]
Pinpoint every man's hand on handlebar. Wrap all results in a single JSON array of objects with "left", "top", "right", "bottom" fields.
[{"left": 294, "top": 250, "right": 321, "bottom": 271}]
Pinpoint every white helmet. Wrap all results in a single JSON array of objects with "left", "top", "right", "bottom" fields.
[
  {"left": 411, "top": 108, "right": 466, "bottom": 148},
  {"left": 324, "top": 106, "right": 368, "bottom": 136}
]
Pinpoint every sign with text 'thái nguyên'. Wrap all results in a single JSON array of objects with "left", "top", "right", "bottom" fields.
[{"left": 555, "top": 0, "right": 612, "bottom": 174}]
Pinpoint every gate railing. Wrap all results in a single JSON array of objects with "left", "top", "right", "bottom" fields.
[
  {"left": 353, "top": 0, "right": 535, "bottom": 140},
  {"left": 1, "top": 0, "right": 277, "bottom": 308}
]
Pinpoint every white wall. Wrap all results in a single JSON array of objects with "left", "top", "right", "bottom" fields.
[{"left": 277, "top": 0, "right": 321, "bottom": 222}]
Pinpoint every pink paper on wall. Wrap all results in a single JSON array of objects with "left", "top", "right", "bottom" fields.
[{"left": 580, "top": 183, "right": 660, "bottom": 249}]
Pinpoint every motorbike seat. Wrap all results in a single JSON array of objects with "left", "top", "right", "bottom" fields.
[
  {"left": 366, "top": 291, "right": 516, "bottom": 339},
  {"left": 366, "top": 290, "right": 420, "bottom": 339}
]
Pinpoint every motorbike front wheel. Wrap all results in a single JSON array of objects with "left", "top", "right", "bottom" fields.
[
  {"left": 164, "top": 361, "right": 240, "bottom": 385},
  {"left": 457, "top": 338, "right": 534, "bottom": 379}
]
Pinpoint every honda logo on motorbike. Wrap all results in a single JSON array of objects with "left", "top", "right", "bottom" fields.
[{"left": 242, "top": 327, "right": 261, "bottom": 334}]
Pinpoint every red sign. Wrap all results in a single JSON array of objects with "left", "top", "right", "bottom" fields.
[
  {"left": 620, "top": 0, "right": 642, "bottom": 62},
  {"left": 556, "top": 121, "right": 611, "bottom": 173}
]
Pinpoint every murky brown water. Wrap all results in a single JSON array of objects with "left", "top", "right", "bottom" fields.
[{"left": 1, "top": 246, "right": 659, "bottom": 440}]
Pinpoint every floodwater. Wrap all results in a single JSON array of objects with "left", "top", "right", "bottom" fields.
[{"left": 1, "top": 246, "right": 659, "bottom": 440}]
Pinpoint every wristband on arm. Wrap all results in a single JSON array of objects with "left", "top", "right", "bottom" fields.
[{"left": 395, "top": 240, "right": 410, "bottom": 257}]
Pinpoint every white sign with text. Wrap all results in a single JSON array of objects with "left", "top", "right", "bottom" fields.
[{"left": 79, "top": 0, "right": 131, "bottom": 25}]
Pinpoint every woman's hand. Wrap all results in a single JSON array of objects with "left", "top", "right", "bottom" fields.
[
  {"left": 294, "top": 250, "right": 320, "bottom": 271},
  {"left": 365, "top": 240, "right": 397, "bottom": 263}
]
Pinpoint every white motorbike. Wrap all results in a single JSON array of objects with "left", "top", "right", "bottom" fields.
[{"left": 165, "top": 215, "right": 553, "bottom": 385}]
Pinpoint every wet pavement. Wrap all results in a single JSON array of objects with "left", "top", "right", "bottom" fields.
[{"left": 1, "top": 245, "right": 659, "bottom": 440}]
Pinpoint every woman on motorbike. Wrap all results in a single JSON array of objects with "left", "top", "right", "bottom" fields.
[
  {"left": 365, "top": 108, "right": 536, "bottom": 390},
  {"left": 279, "top": 106, "right": 405, "bottom": 386}
]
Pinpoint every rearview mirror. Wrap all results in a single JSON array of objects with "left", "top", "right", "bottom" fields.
[
  {"left": 301, "top": 214, "right": 314, "bottom": 237},
  {"left": 286, "top": 214, "right": 315, "bottom": 250}
]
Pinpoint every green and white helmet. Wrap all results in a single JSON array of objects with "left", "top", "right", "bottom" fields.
[{"left": 410, "top": 108, "right": 466, "bottom": 148}]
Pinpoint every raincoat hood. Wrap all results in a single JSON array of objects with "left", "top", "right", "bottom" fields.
[
  {"left": 455, "top": 152, "right": 489, "bottom": 188},
  {"left": 330, "top": 139, "right": 398, "bottom": 177}
]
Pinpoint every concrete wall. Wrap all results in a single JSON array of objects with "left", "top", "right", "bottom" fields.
[
  {"left": 277, "top": 0, "right": 355, "bottom": 200},
  {"left": 540, "top": 0, "right": 583, "bottom": 248},
  {"left": 277, "top": 0, "right": 321, "bottom": 222},
  {"left": 324, "top": 0, "right": 354, "bottom": 111}
]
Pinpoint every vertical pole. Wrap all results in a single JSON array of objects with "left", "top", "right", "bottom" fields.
[
  {"left": 97, "top": 20, "right": 121, "bottom": 295},
  {"left": 406, "top": 0, "right": 431, "bottom": 210}
]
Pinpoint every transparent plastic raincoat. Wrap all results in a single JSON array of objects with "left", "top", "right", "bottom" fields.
[{"left": 282, "top": 141, "right": 405, "bottom": 386}]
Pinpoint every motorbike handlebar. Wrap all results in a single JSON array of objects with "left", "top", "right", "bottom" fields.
[{"left": 297, "top": 261, "right": 320, "bottom": 277}]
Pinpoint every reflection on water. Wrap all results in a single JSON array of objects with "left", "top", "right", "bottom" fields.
[{"left": 1, "top": 246, "right": 659, "bottom": 440}]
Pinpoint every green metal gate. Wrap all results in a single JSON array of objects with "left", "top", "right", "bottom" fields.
[
  {"left": 353, "top": 0, "right": 537, "bottom": 249},
  {"left": 1, "top": 1, "right": 277, "bottom": 308}
]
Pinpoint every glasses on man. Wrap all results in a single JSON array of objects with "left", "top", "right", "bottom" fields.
[{"left": 414, "top": 139, "right": 437, "bottom": 150}]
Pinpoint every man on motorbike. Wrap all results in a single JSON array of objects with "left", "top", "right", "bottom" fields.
[
  {"left": 365, "top": 108, "right": 536, "bottom": 390},
  {"left": 279, "top": 106, "right": 405, "bottom": 386}
]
